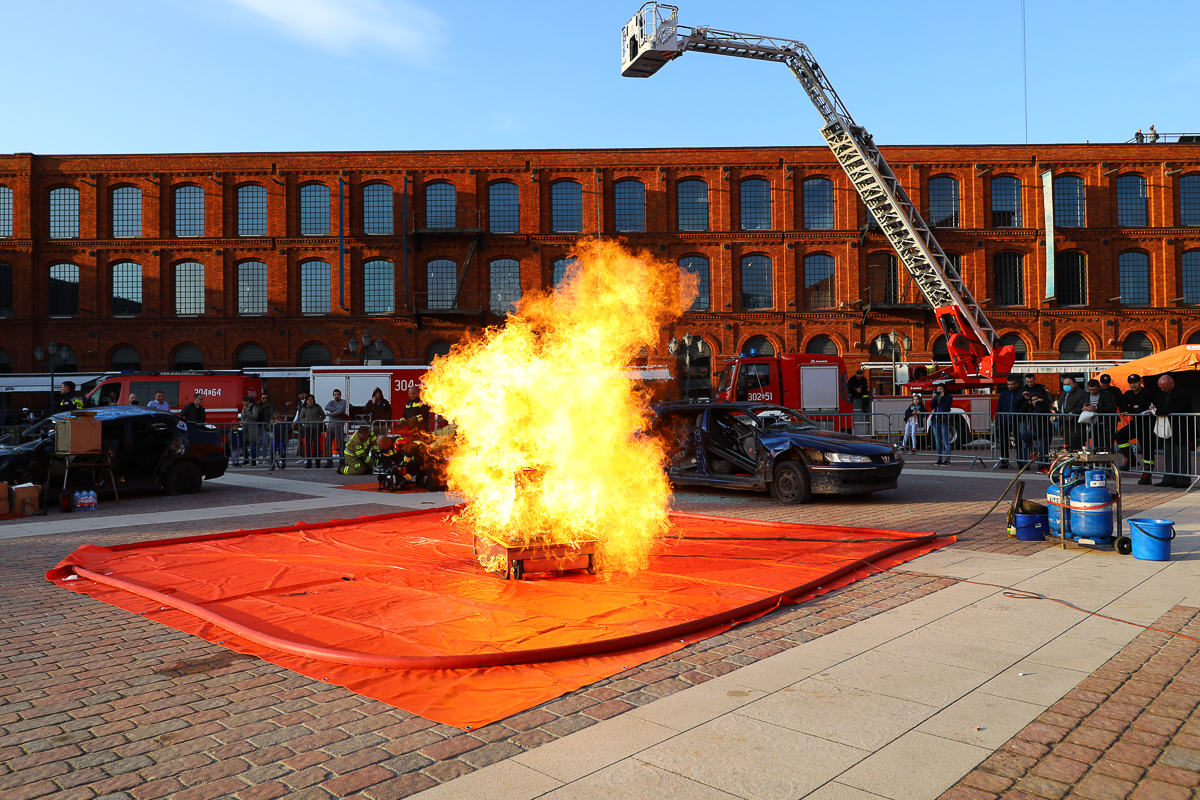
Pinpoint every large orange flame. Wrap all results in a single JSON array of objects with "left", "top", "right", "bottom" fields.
[{"left": 422, "top": 239, "right": 697, "bottom": 574}]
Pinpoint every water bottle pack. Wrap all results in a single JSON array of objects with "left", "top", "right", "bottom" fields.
[{"left": 73, "top": 489, "right": 98, "bottom": 511}]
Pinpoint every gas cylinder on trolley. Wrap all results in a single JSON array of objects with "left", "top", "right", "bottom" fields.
[
  {"left": 1068, "top": 470, "right": 1115, "bottom": 543},
  {"left": 1048, "top": 467, "right": 1083, "bottom": 537}
]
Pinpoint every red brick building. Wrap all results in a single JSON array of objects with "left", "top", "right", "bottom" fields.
[{"left": 1, "top": 141, "right": 1198, "bottom": 404}]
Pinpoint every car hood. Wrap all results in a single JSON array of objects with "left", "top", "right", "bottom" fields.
[{"left": 758, "top": 427, "right": 894, "bottom": 454}]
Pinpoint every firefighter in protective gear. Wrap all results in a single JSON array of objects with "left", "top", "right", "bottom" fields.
[
  {"left": 55, "top": 381, "right": 87, "bottom": 413},
  {"left": 338, "top": 426, "right": 378, "bottom": 475}
]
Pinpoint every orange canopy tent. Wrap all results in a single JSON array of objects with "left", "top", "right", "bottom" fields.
[{"left": 1102, "top": 345, "right": 1200, "bottom": 392}]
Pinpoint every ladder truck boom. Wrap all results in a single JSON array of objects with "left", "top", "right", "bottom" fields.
[{"left": 621, "top": 3, "right": 1016, "bottom": 387}]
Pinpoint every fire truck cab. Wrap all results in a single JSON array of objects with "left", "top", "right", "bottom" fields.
[{"left": 714, "top": 354, "right": 851, "bottom": 415}]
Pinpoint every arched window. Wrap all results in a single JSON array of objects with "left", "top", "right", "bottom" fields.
[
  {"left": 111, "top": 186, "right": 142, "bottom": 238},
  {"left": 1182, "top": 251, "right": 1200, "bottom": 304},
  {"left": 425, "top": 342, "right": 452, "bottom": 363},
  {"left": 427, "top": 259, "right": 457, "bottom": 309},
  {"left": 677, "top": 179, "right": 708, "bottom": 232},
  {"left": 235, "top": 343, "right": 269, "bottom": 369},
  {"left": 300, "top": 260, "right": 331, "bottom": 314},
  {"left": 804, "top": 254, "right": 835, "bottom": 309},
  {"left": 991, "top": 176, "right": 1021, "bottom": 227},
  {"left": 237, "top": 184, "right": 268, "bottom": 236},
  {"left": 300, "top": 183, "right": 330, "bottom": 236},
  {"left": 614, "top": 179, "right": 646, "bottom": 232},
  {"left": 1117, "top": 174, "right": 1148, "bottom": 227},
  {"left": 49, "top": 263, "right": 80, "bottom": 316},
  {"left": 174, "top": 184, "right": 205, "bottom": 237},
  {"left": 1122, "top": 333, "right": 1155, "bottom": 359},
  {"left": 803, "top": 177, "right": 834, "bottom": 230},
  {"left": 364, "top": 259, "right": 394, "bottom": 314},
  {"left": 867, "top": 253, "right": 899, "bottom": 305},
  {"left": 677, "top": 337, "right": 712, "bottom": 400},
  {"left": 1056, "top": 251, "right": 1087, "bottom": 306},
  {"left": 1053, "top": 175, "right": 1085, "bottom": 227},
  {"left": 0, "top": 185, "right": 11, "bottom": 237},
  {"left": 173, "top": 344, "right": 205, "bottom": 370},
  {"left": 740, "top": 178, "right": 771, "bottom": 230},
  {"left": 362, "top": 339, "right": 394, "bottom": 365},
  {"left": 362, "top": 183, "right": 394, "bottom": 235},
  {"left": 237, "top": 260, "right": 268, "bottom": 315},
  {"left": 109, "top": 346, "right": 141, "bottom": 372},
  {"left": 871, "top": 336, "right": 900, "bottom": 358},
  {"left": 488, "top": 181, "right": 519, "bottom": 234},
  {"left": 741, "top": 254, "right": 772, "bottom": 310},
  {"left": 1189, "top": 330, "right": 1200, "bottom": 346},
  {"left": 928, "top": 176, "right": 960, "bottom": 228},
  {"left": 0, "top": 262, "right": 12, "bottom": 318},
  {"left": 1182, "top": 175, "right": 1200, "bottom": 226},
  {"left": 1118, "top": 251, "right": 1150, "bottom": 306},
  {"left": 57, "top": 345, "right": 79, "bottom": 374},
  {"left": 741, "top": 336, "right": 775, "bottom": 357},
  {"left": 174, "top": 261, "right": 205, "bottom": 316},
  {"left": 1059, "top": 333, "right": 1091, "bottom": 361},
  {"left": 552, "top": 257, "right": 578, "bottom": 290},
  {"left": 932, "top": 337, "right": 950, "bottom": 362},
  {"left": 297, "top": 343, "right": 331, "bottom": 367},
  {"left": 679, "top": 255, "right": 709, "bottom": 311},
  {"left": 993, "top": 253, "right": 1025, "bottom": 306},
  {"left": 1000, "top": 333, "right": 1028, "bottom": 361},
  {"left": 489, "top": 258, "right": 521, "bottom": 315},
  {"left": 425, "top": 182, "right": 457, "bottom": 229},
  {"left": 805, "top": 335, "right": 839, "bottom": 355},
  {"left": 551, "top": 181, "right": 582, "bottom": 233},
  {"left": 111, "top": 261, "right": 143, "bottom": 316},
  {"left": 49, "top": 187, "right": 79, "bottom": 239}
]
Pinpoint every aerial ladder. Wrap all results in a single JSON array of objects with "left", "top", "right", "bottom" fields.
[{"left": 621, "top": 3, "right": 1016, "bottom": 389}]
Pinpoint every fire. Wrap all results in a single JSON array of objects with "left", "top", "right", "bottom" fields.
[{"left": 422, "top": 239, "right": 697, "bottom": 574}]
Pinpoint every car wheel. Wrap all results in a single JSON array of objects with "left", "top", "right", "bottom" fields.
[
  {"left": 163, "top": 461, "right": 203, "bottom": 495},
  {"left": 770, "top": 461, "right": 812, "bottom": 505}
]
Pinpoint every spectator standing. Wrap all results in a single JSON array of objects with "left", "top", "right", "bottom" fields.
[
  {"left": 1148, "top": 125, "right": 1159, "bottom": 143},
  {"left": 235, "top": 396, "right": 260, "bottom": 466},
  {"left": 180, "top": 393, "right": 206, "bottom": 424},
  {"left": 324, "top": 389, "right": 350, "bottom": 469},
  {"left": 1081, "top": 378, "right": 1117, "bottom": 451},
  {"left": 298, "top": 395, "right": 325, "bottom": 469},
  {"left": 930, "top": 384, "right": 954, "bottom": 466},
  {"left": 365, "top": 387, "right": 392, "bottom": 424},
  {"left": 1059, "top": 376, "right": 1085, "bottom": 450},
  {"left": 55, "top": 381, "right": 87, "bottom": 413},
  {"left": 1152, "top": 373, "right": 1192, "bottom": 487},
  {"left": 1098, "top": 374, "right": 1122, "bottom": 407},
  {"left": 1022, "top": 374, "right": 1052, "bottom": 464},
  {"left": 146, "top": 391, "right": 171, "bottom": 412},
  {"left": 1135, "top": 128, "right": 1145, "bottom": 143},
  {"left": 272, "top": 412, "right": 289, "bottom": 469},
  {"left": 994, "top": 376, "right": 1026, "bottom": 468},
  {"left": 292, "top": 391, "right": 310, "bottom": 465},
  {"left": 900, "top": 393, "right": 924, "bottom": 452},
  {"left": 256, "top": 392, "right": 274, "bottom": 461},
  {"left": 1117, "top": 374, "right": 1155, "bottom": 483},
  {"left": 403, "top": 386, "right": 432, "bottom": 431}
]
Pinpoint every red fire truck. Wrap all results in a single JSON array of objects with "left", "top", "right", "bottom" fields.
[{"left": 713, "top": 354, "right": 851, "bottom": 415}]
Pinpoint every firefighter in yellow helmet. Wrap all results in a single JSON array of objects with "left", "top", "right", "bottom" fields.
[{"left": 338, "top": 426, "right": 378, "bottom": 475}]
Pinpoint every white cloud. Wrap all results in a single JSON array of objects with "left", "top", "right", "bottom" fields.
[{"left": 223, "top": 0, "right": 442, "bottom": 60}]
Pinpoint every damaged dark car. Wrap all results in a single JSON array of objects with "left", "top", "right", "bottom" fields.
[{"left": 652, "top": 401, "right": 903, "bottom": 504}]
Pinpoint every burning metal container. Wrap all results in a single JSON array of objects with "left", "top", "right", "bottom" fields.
[{"left": 472, "top": 531, "right": 598, "bottom": 581}]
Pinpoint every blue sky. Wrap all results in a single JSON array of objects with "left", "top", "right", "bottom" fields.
[{"left": 4, "top": 0, "right": 1197, "bottom": 155}]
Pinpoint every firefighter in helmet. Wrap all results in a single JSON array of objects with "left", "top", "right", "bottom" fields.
[{"left": 338, "top": 426, "right": 378, "bottom": 475}]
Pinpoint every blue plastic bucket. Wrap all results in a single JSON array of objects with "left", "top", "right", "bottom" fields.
[
  {"left": 1014, "top": 513, "right": 1049, "bottom": 541},
  {"left": 1128, "top": 518, "right": 1175, "bottom": 561}
]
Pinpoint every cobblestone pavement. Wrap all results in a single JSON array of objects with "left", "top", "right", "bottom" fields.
[
  {"left": 940, "top": 605, "right": 1200, "bottom": 800},
  {"left": 0, "top": 470, "right": 1182, "bottom": 799}
]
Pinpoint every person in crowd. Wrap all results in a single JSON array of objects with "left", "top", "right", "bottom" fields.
[
  {"left": 403, "top": 386, "right": 431, "bottom": 431},
  {"left": 324, "top": 389, "right": 350, "bottom": 469},
  {"left": 55, "top": 381, "right": 87, "bottom": 413},
  {"left": 1021, "top": 373, "right": 1052, "bottom": 466},
  {"left": 147, "top": 391, "right": 171, "bottom": 412},
  {"left": 338, "top": 426, "right": 378, "bottom": 475},
  {"left": 900, "top": 393, "right": 924, "bottom": 453},
  {"left": 930, "top": 384, "right": 954, "bottom": 466},
  {"left": 180, "top": 393, "right": 206, "bottom": 424},
  {"left": 1135, "top": 128, "right": 1145, "bottom": 143},
  {"left": 1117, "top": 374, "right": 1156, "bottom": 484},
  {"left": 1058, "top": 376, "right": 1085, "bottom": 450},
  {"left": 1081, "top": 378, "right": 1118, "bottom": 451},
  {"left": 272, "top": 411, "right": 289, "bottom": 470},
  {"left": 128, "top": 393, "right": 140, "bottom": 405},
  {"left": 847, "top": 368, "right": 869, "bottom": 413},
  {"left": 1098, "top": 374, "right": 1121, "bottom": 406},
  {"left": 994, "top": 376, "right": 1027, "bottom": 468},
  {"left": 292, "top": 392, "right": 310, "bottom": 465},
  {"left": 297, "top": 394, "right": 325, "bottom": 469},
  {"left": 1148, "top": 125, "right": 1159, "bottom": 143},
  {"left": 234, "top": 395, "right": 260, "bottom": 466},
  {"left": 365, "top": 387, "right": 392, "bottom": 424},
  {"left": 1152, "top": 373, "right": 1193, "bottom": 487},
  {"left": 256, "top": 392, "right": 274, "bottom": 460}
]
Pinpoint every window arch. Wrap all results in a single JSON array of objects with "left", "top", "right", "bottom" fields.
[
  {"left": 676, "top": 337, "right": 712, "bottom": 400},
  {"left": 1122, "top": 332, "right": 1155, "bottom": 359},
  {"left": 871, "top": 336, "right": 901, "bottom": 358},
  {"left": 739, "top": 178, "right": 771, "bottom": 230},
  {"left": 741, "top": 254, "right": 772, "bottom": 310},
  {"left": 552, "top": 257, "right": 578, "bottom": 290},
  {"left": 804, "top": 253, "right": 835, "bottom": 309},
  {"left": 1188, "top": 330, "right": 1200, "bottom": 346},
  {"left": 108, "top": 346, "right": 141, "bottom": 372},
  {"left": 1059, "top": 333, "right": 1091, "bottom": 361},
  {"left": 741, "top": 336, "right": 775, "bottom": 357},
  {"left": 111, "top": 261, "right": 143, "bottom": 316},
  {"left": 299, "top": 183, "right": 330, "bottom": 236},
  {"left": 0, "top": 262, "right": 10, "bottom": 318},
  {"left": 427, "top": 259, "right": 457, "bottom": 309},
  {"left": 1053, "top": 175, "right": 1086, "bottom": 227},
  {"left": 425, "top": 182, "right": 457, "bottom": 229},
  {"left": 172, "top": 344, "right": 205, "bottom": 370},
  {"left": 1182, "top": 251, "right": 1200, "bottom": 304},
  {"left": 49, "top": 187, "right": 79, "bottom": 239},
  {"left": 235, "top": 343, "right": 269, "bottom": 369},
  {"left": 677, "top": 178, "right": 708, "bottom": 232},
  {"left": 928, "top": 176, "right": 960, "bottom": 228},
  {"left": 111, "top": 185, "right": 142, "bottom": 238},
  {"left": 174, "top": 261, "right": 205, "bottom": 316},
  {"left": 932, "top": 337, "right": 950, "bottom": 362},
  {"left": 56, "top": 345, "right": 79, "bottom": 373},
  {"left": 551, "top": 181, "right": 582, "bottom": 233},
  {"left": 174, "top": 184, "right": 204, "bottom": 237},
  {"left": 49, "top": 263, "right": 80, "bottom": 316},
  {"left": 993, "top": 252, "right": 1025, "bottom": 306},
  {"left": 803, "top": 177, "right": 834, "bottom": 230},
  {"left": 1000, "top": 333, "right": 1028, "bottom": 361},
  {"left": 297, "top": 343, "right": 331, "bottom": 367},
  {"left": 805, "top": 335, "right": 839, "bottom": 355},
  {"left": 237, "top": 184, "right": 268, "bottom": 236},
  {"left": 364, "top": 259, "right": 395, "bottom": 314},
  {"left": 1118, "top": 251, "right": 1150, "bottom": 306},
  {"left": 1056, "top": 251, "right": 1087, "bottom": 306},
  {"left": 362, "top": 182, "right": 394, "bottom": 235},
  {"left": 614, "top": 179, "right": 646, "bottom": 232},
  {"left": 300, "top": 260, "right": 331, "bottom": 314},
  {"left": 991, "top": 175, "right": 1022, "bottom": 227},
  {"left": 489, "top": 258, "right": 521, "bottom": 315},
  {"left": 1182, "top": 174, "right": 1200, "bottom": 226},
  {"left": 362, "top": 339, "right": 394, "bottom": 365},
  {"left": 0, "top": 185, "right": 11, "bottom": 237},
  {"left": 679, "top": 255, "right": 710, "bottom": 311},
  {"left": 488, "top": 181, "right": 519, "bottom": 234},
  {"left": 425, "top": 341, "right": 453, "bottom": 363},
  {"left": 1116, "top": 174, "right": 1148, "bottom": 227},
  {"left": 237, "top": 260, "right": 268, "bottom": 315},
  {"left": 867, "top": 253, "right": 899, "bottom": 305}
]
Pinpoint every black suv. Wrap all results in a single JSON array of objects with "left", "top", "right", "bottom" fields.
[
  {"left": 0, "top": 406, "right": 229, "bottom": 497},
  {"left": 652, "top": 401, "right": 903, "bottom": 504}
]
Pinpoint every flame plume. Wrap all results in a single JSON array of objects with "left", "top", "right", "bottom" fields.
[{"left": 423, "top": 239, "right": 697, "bottom": 574}]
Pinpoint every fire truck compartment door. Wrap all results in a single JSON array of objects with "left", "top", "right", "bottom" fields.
[{"left": 800, "top": 365, "right": 840, "bottom": 412}]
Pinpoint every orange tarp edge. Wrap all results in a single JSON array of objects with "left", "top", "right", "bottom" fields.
[
  {"left": 48, "top": 508, "right": 951, "bottom": 729},
  {"left": 1105, "top": 345, "right": 1200, "bottom": 392}
]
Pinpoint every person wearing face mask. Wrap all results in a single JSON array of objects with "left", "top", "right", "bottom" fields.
[{"left": 1058, "top": 376, "right": 1085, "bottom": 450}]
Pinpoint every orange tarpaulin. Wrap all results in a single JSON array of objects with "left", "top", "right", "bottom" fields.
[
  {"left": 1104, "top": 344, "right": 1200, "bottom": 392},
  {"left": 48, "top": 509, "right": 950, "bottom": 729}
]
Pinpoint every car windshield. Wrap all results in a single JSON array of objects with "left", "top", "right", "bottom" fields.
[{"left": 751, "top": 407, "right": 818, "bottom": 431}]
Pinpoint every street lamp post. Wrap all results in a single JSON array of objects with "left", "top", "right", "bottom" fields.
[{"left": 33, "top": 341, "right": 65, "bottom": 413}]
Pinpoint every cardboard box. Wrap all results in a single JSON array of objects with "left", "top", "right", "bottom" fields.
[
  {"left": 55, "top": 418, "right": 102, "bottom": 455},
  {"left": 8, "top": 483, "right": 38, "bottom": 516},
  {"left": 0, "top": 482, "right": 8, "bottom": 515}
]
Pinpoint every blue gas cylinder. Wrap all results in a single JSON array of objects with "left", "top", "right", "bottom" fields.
[
  {"left": 1069, "top": 470, "right": 1114, "bottom": 542},
  {"left": 1047, "top": 467, "right": 1082, "bottom": 537}
]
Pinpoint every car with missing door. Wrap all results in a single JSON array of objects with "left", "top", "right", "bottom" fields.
[{"left": 651, "top": 401, "right": 903, "bottom": 504}]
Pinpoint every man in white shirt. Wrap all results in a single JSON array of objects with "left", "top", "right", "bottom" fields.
[{"left": 147, "top": 391, "right": 171, "bottom": 412}]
